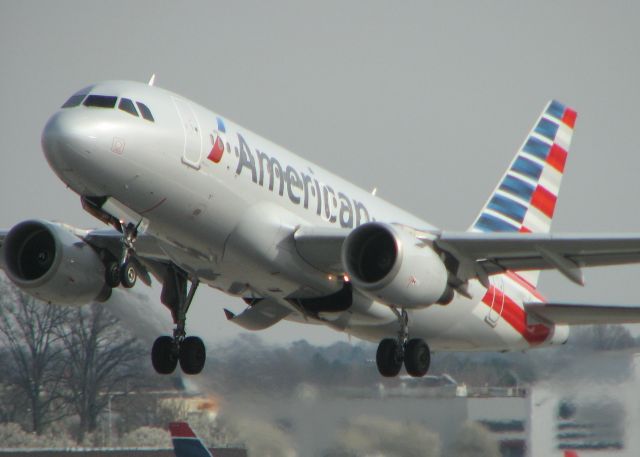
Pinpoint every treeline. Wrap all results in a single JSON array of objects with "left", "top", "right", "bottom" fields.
[{"left": 1, "top": 276, "right": 639, "bottom": 451}]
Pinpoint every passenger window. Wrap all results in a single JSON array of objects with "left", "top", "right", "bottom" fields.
[
  {"left": 136, "top": 102, "right": 154, "bottom": 122},
  {"left": 118, "top": 98, "right": 139, "bottom": 117},
  {"left": 84, "top": 95, "right": 118, "bottom": 108},
  {"left": 62, "top": 93, "right": 87, "bottom": 108}
]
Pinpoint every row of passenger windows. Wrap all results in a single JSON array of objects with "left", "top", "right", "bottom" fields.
[{"left": 62, "top": 94, "right": 155, "bottom": 122}]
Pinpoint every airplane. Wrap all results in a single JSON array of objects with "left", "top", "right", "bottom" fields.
[
  {"left": 2, "top": 79, "right": 640, "bottom": 378},
  {"left": 169, "top": 421, "right": 214, "bottom": 457}
]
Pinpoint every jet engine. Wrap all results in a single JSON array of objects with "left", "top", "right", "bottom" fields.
[
  {"left": 342, "top": 222, "right": 452, "bottom": 308},
  {"left": 2, "top": 220, "right": 110, "bottom": 305}
]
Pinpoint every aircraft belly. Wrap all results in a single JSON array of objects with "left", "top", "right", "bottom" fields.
[{"left": 340, "top": 281, "right": 536, "bottom": 351}]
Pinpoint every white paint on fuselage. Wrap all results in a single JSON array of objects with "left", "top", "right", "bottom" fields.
[{"left": 42, "top": 80, "right": 568, "bottom": 352}]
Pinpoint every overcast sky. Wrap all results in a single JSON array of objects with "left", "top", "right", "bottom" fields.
[{"left": 2, "top": 1, "right": 640, "bottom": 344}]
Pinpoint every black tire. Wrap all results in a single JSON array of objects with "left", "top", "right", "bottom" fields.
[
  {"left": 151, "top": 336, "right": 178, "bottom": 375},
  {"left": 105, "top": 261, "right": 120, "bottom": 288},
  {"left": 120, "top": 261, "right": 137, "bottom": 288},
  {"left": 179, "top": 336, "right": 206, "bottom": 375},
  {"left": 404, "top": 338, "right": 430, "bottom": 377},
  {"left": 376, "top": 338, "right": 403, "bottom": 377}
]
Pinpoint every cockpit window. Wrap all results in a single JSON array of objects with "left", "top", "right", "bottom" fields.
[
  {"left": 118, "top": 98, "right": 139, "bottom": 117},
  {"left": 61, "top": 93, "right": 87, "bottom": 108},
  {"left": 84, "top": 95, "right": 118, "bottom": 108},
  {"left": 136, "top": 102, "right": 155, "bottom": 122}
]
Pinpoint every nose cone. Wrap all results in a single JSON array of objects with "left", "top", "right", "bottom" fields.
[
  {"left": 41, "top": 110, "right": 94, "bottom": 166},
  {"left": 41, "top": 110, "right": 106, "bottom": 195}
]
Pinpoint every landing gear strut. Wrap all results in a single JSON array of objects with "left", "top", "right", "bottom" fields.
[
  {"left": 118, "top": 222, "right": 138, "bottom": 288},
  {"left": 151, "top": 265, "right": 205, "bottom": 375},
  {"left": 375, "top": 308, "right": 431, "bottom": 378},
  {"left": 102, "top": 221, "right": 139, "bottom": 290}
]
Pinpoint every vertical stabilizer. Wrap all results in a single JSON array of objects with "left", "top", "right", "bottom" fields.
[
  {"left": 470, "top": 100, "right": 577, "bottom": 285},
  {"left": 170, "top": 422, "right": 213, "bottom": 457}
]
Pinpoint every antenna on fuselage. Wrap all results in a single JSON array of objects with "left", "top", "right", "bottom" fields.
[
  {"left": 148, "top": 74, "right": 156, "bottom": 86},
  {"left": 371, "top": 187, "right": 378, "bottom": 196}
]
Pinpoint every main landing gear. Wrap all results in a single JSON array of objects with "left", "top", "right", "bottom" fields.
[
  {"left": 376, "top": 308, "right": 431, "bottom": 378},
  {"left": 151, "top": 266, "right": 206, "bottom": 376}
]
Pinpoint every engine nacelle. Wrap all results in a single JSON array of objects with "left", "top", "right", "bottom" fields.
[
  {"left": 2, "top": 220, "right": 109, "bottom": 305},
  {"left": 342, "top": 222, "right": 451, "bottom": 309}
]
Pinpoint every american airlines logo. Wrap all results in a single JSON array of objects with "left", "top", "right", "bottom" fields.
[{"left": 232, "top": 133, "right": 372, "bottom": 229}]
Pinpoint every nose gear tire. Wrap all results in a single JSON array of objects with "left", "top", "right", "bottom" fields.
[
  {"left": 120, "top": 261, "right": 137, "bottom": 288},
  {"left": 105, "top": 261, "right": 121, "bottom": 288}
]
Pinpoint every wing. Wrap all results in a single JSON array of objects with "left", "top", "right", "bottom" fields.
[
  {"left": 525, "top": 302, "right": 640, "bottom": 325},
  {"left": 294, "top": 226, "right": 351, "bottom": 274},
  {"left": 294, "top": 227, "right": 640, "bottom": 287},
  {"left": 436, "top": 232, "right": 640, "bottom": 285}
]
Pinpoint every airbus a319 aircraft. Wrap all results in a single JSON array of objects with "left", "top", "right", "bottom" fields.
[{"left": 2, "top": 79, "right": 640, "bottom": 378}]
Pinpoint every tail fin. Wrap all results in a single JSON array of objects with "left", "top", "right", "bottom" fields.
[
  {"left": 469, "top": 100, "right": 577, "bottom": 285},
  {"left": 471, "top": 100, "right": 576, "bottom": 234},
  {"left": 169, "top": 422, "right": 213, "bottom": 457}
]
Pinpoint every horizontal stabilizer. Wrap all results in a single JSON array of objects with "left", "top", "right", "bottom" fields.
[
  {"left": 525, "top": 302, "right": 640, "bottom": 325},
  {"left": 224, "top": 299, "right": 291, "bottom": 330}
]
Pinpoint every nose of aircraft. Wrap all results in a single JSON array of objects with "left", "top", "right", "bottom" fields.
[{"left": 41, "top": 110, "right": 96, "bottom": 166}]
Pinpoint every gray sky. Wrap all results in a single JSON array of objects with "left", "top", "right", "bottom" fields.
[{"left": 2, "top": 1, "right": 640, "bottom": 344}]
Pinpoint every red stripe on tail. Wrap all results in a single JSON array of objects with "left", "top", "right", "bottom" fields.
[
  {"left": 562, "top": 108, "right": 577, "bottom": 129},
  {"left": 547, "top": 144, "right": 568, "bottom": 173},
  {"left": 531, "top": 185, "right": 557, "bottom": 218},
  {"left": 169, "top": 422, "right": 197, "bottom": 438}
]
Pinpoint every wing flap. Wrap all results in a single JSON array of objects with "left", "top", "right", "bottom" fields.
[
  {"left": 525, "top": 302, "right": 640, "bottom": 325},
  {"left": 224, "top": 299, "right": 292, "bottom": 331}
]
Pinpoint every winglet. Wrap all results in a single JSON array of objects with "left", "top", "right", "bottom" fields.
[{"left": 169, "top": 422, "right": 213, "bottom": 457}]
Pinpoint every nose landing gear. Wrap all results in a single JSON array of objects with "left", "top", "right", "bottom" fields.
[
  {"left": 151, "top": 265, "right": 206, "bottom": 375},
  {"left": 375, "top": 308, "right": 431, "bottom": 378}
]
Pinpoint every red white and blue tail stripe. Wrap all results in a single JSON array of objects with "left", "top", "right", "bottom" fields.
[
  {"left": 169, "top": 422, "right": 214, "bottom": 457},
  {"left": 471, "top": 100, "right": 576, "bottom": 235}
]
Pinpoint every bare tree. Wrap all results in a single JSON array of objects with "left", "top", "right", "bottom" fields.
[
  {"left": 58, "top": 303, "right": 145, "bottom": 443},
  {"left": 0, "top": 281, "right": 71, "bottom": 434}
]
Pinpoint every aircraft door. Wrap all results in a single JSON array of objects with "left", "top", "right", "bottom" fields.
[
  {"left": 172, "top": 97, "right": 203, "bottom": 169},
  {"left": 485, "top": 277, "right": 504, "bottom": 327}
]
